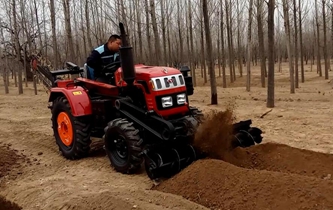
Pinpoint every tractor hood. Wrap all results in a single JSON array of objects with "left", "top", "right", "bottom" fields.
[{"left": 132, "top": 64, "right": 181, "bottom": 78}]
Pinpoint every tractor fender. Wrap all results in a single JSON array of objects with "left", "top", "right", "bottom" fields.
[{"left": 49, "top": 87, "right": 92, "bottom": 117}]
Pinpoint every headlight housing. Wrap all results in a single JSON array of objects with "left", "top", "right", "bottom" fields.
[
  {"left": 177, "top": 93, "right": 186, "bottom": 105},
  {"left": 161, "top": 96, "right": 173, "bottom": 108}
]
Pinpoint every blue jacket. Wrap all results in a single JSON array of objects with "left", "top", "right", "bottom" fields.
[{"left": 86, "top": 43, "right": 120, "bottom": 78}]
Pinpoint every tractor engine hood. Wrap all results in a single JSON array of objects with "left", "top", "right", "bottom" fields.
[{"left": 117, "top": 64, "right": 182, "bottom": 78}]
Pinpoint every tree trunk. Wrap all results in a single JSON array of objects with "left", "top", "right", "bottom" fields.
[
  {"left": 135, "top": 0, "right": 143, "bottom": 63},
  {"left": 293, "top": 0, "right": 299, "bottom": 88},
  {"left": 85, "top": 0, "right": 93, "bottom": 51},
  {"left": 149, "top": 0, "right": 161, "bottom": 65},
  {"left": 315, "top": 0, "right": 322, "bottom": 76},
  {"left": 200, "top": 13, "right": 207, "bottom": 82},
  {"left": 12, "top": 0, "right": 23, "bottom": 94},
  {"left": 246, "top": 0, "right": 254, "bottom": 92},
  {"left": 322, "top": 0, "right": 330, "bottom": 79},
  {"left": 161, "top": 0, "right": 167, "bottom": 65},
  {"left": 1, "top": 28, "right": 9, "bottom": 94},
  {"left": 236, "top": 0, "right": 243, "bottom": 77},
  {"left": 202, "top": 0, "right": 217, "bottom": 105},
  {"left": 33, "top": 0, "right": 43, "bottom": 53},
  {"left": 144, "top": 0, "right": 152, "bottom": 64},
  {"left": 226, "top": 1, "right": 234, "bottom": 83},
  {"left": 267, "top": 0, "right": 275, "bottom": 108},
  {"left": 50, "top": 0, "right": 58, "bottom": 68},
  {"left": 220, "top": 0, "right": 227, "bottom": 88},
  {"left": 257, "top": 0, "right": 266, "bottom": 87},
  {"left": 63, "top": 0, "right": 75, "bottom": 62},
  {"left": 282, "top": 0, "right": 295, "bottom": 94},
  {"left": 298, "top": 0, "right": 305, "bottom": 83},
  {"left": 188, "top": 0, "right": 196, "bottom": 86},
  {"left": 177, "top": 0, "right": 184, "bottom": 64}
]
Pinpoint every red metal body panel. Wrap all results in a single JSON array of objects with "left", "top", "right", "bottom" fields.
[
  {"left": 49, "top": 80, "right": 92, "bottom": 117},
  {"left": 114, "top": 65, "right": 190, "bottom": 117},
  {"left": 115, "top": 64, "right": 182, "bottom": 82},
  {"left": 76, "top": 78, "right": 119, "bottom": 96},
  {"left": 50, "top": 65, "right": 189, "bottom": 118}
]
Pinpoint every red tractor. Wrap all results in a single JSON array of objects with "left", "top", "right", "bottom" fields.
[{"left": 32, "top": 23, "right": 263, "bottom": 179}]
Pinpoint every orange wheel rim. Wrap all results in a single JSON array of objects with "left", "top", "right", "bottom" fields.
[{"left": 57, "top": 112, "right": 73, "bottom": 146}]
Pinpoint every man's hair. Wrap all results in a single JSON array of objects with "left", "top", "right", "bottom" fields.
[{"left": 108, "top": 34, "right": 121, "bottom": 42}]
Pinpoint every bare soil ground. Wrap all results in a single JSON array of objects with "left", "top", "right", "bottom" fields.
[{"left": 1, "top": 63, "right": 333, "bottom": 209}]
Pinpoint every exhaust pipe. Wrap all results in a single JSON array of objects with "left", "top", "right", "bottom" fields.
[{"left": 119, "top": 22, "right": 136, "bottom": 86}]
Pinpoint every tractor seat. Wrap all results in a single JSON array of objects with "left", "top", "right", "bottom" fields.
[{"left": 83, "top": 63, "right": 94, "bottom": 80}]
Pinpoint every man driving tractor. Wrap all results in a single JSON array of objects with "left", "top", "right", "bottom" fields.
[{"left": 86, "top": 34, "right": 122, "bottom": 83}]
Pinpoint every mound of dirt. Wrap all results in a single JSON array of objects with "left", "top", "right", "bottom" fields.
[
  {"left": 193, "top": 108, "right": 333, "bottom": 179},
  {"left": 223, "top": 142, "right": 333, "bottom": 179},
  {"left": 0, "top": 196, "right": 22, "bottom": 210},
  {"left": 0, "top": 143, "right": 24, "bottom": 178},
  {"left": 155, "top": 159, "right": 333, "bottom": 210},
  {"left": 155, "top": 109, "right": 333, "bottom": 209}
]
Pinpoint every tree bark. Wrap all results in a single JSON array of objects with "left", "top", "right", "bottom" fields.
[
  {"left": 12, "top": 0, "right": 23, "bottom": 94},
  {"left": 220, "top": 0, "right": 227, "bottom": 88},
  {"left": 257, "top": 0, "right": 266, "bottom": 87},
  {"left": 50, "top": 0, "right": 58, "bottom": 68},
  {"left": 202, "top": 0, "right": 217, "bottom": 105},
  {"left": 322, "top": 0, "right": 330, "bottom": 79},
  {"left": 293, "top": 0, "right": 299, "bottom": 88},
  {"left": 282, "top": 0, "right": 295, "bottom": 94},
  {"left": 149, "top": 0, "right": 161, "bottom": 65},
  {"left": 188, "top": 0, "right": 196, "bottom": 86},
  {"left": 315, "top": 0, "right": 322, "bottom": 76},
  {"left": 246, "top": 0, "right": 254, "bottom": 92},
  {"left": 267, "top": 0, "right": 275, "bottom": 108},
  {"left": 298, "top": 0, "right": 305, "bottom": 83}
]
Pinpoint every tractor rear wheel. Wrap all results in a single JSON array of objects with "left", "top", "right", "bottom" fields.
[
  {"left": 103, "top": 118, "right": 144, "bottom": 174},
  {"left": 51, "top": 96, "right": 91, "bottom": 159}
]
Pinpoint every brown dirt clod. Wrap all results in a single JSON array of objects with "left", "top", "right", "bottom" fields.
[
  {"left": 0, "top": 144, "right": 25, "bottom": 210},
  {"left": 0, "top": 144, "right": 23, "bottom": 178},
  {"left": 0, "top": 196, "right": 22, "bottom": 210}
]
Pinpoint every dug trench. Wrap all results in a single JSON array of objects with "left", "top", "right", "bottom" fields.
[{"left": 154, "top": 109, "right": 333, "bottom": 210}]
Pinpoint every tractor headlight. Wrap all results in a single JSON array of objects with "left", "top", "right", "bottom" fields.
[
  {"left": 161, "top": 96, "right": 173, "bottom": 108},
  {"left": 177, "top": 93, "right": 186, "bottom": 105}
]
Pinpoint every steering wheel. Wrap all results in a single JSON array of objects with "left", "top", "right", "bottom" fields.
[{"left": 102, "top": 61, "right": 121, "bottom": 74}]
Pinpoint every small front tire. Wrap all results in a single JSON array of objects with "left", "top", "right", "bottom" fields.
[{"left": 103, "top": 118, "right": 144, "bottom": 174}]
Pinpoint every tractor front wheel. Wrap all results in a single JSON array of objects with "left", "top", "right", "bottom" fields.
[
  {"left": 51, "top": 96, "right": 91, "bottom": 159},
  {"left": 103, "top": 118, "right": 144, "bottom": 174}
]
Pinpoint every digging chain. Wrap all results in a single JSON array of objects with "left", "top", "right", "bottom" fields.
[{"left": 30, "top": 52, "right": 55, "bottom": 92}]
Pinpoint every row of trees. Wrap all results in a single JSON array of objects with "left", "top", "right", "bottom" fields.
[{"left": 0, "top": 0, "right": 331, "bottom": 107}]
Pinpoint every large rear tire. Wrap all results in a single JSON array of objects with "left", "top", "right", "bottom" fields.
[
  {"left": 103, "top": 118, "right": 144, "bottom": 174},
  {"left": 51, "top": 96, "right": 91, "bottom": 159}
]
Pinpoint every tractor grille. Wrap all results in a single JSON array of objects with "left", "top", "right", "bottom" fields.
[{"left": 151, "top": 74, "right": 186, "bottom": 91}]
